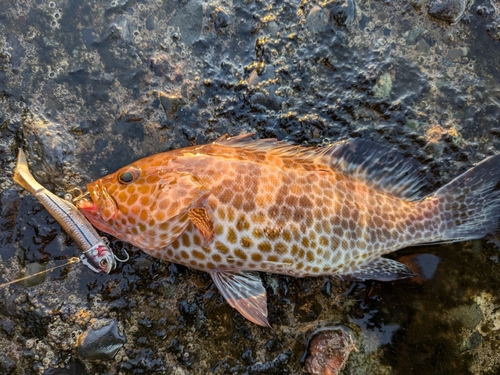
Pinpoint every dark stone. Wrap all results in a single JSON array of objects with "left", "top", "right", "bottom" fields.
[
  {"left": 294, "top": 296, "right": 322, "bottom": 322},
  {"left": 159, "top": 94, "right": 186, "bottom": 117},
  {"left": 0, "top": 317, "right": 14, "bottom": 337},
  {"left": 81, "top": 28, "right": 98, "bottom": 48},
  {"left": 76, "top": 320, "right": 126, "bottom": 361},
  {"left": 0, "top": 352, "right": 16, "bottom": 374},
  {"left": 304, "top": 328, "right": 356, "bottom": 375},
  {"left": 214, "top": 10, "right": 231, "bottom": 32},
  {"left": 6, "top": 34, "right": 25, "bottom": 69},
  {"left": 428, "top": 0, "right": 468, "bottom": 23}
]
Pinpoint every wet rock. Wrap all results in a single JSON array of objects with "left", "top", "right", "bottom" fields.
[
  {"left": 415, "top": 38, "right": 431, "bottom": 53},
  {"left": 166, "top": 0, "right": 203, "bottom": 45},
  {"left": 81, "top": 28, "right": 99, "bottom": 49},
  {"left": 119, "top": 348, "right": 167, "bottom": 372},
  {"left": 373, "top": 72, "right": 393, "bottom": 99},
  {"left": 391, "top": 59, "right": 431, "bottom": 104},
  {"left": 450, "top": 304, "right": 483, "bottom": 330},
  {"left": 150, "top": 52, "right": 174, "bottom": 77},
  {"left": 2, "top": 0, "right": 500, "bottom": 373},
  {"left": 406, "top": 27, "right": 424, "bottom": 45},
  {"left": 159, "top": 94, "right": 186, "bottom": 118},
  {"left": 327, "top": 0, "right": 357, "bottom": 26},
  {"left": 214, "top": 10, "right": 231, "bottom": 32},
  {"left": 21, "top": 113, "right": 75, "bottom": 189},
  {"left": 306, "top": 6, "right": 330, "bottom": 34},
  {"left": 250, "top": 92, "right": 281, "bottom": 112},
  {"left": 5, "top": 34, "right": 25, "bottom": 69},
  {"left": 224, "top": 350, "right": 293, "bottom": 374},
  {"left": 110, "top": 16, "right": 136, "bottom": 43},
  {"left": 76, "top": 319, "right": 126, "bottom": 361},
  {"left": 304, "top": 328, "right": 357, "bottom": 375},
  {"left": 448, "top": 48, "right": 468, "bottom": 60},
  {"left": 427, "top": 0, "right": 471, "bottom": 24},
  {"left": 16, "top": 262, "right": 47, "bottom": 287},
  {"left": 486, "top": 19, "right": 500, "bottom": 42},
  {"left": 465, "top": 330, "right": 483, "bottom": 350},
  {"left": 0, "top": 317, "right": 14, "bottom": 337},
  {"left": 0, "top": 352, "right": 17, "bottom": 374},
  {"left": 409, "top": 0, "right": 428, "bottom": 10},
  {"left": 0, "top": 189, "right": 20, "bottom": 233},
  {"left": 295, "top": 296, "right": 323, "bottom": 323}
]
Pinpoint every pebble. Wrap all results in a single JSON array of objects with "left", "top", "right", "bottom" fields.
[
  {"left": 214, "top": 10, "right": 231, "bottom": 32},
  {"left": 306, "top": 6, "right": 329, "bottom": 34},
  {"left": 427, "top": 0, "right": 469, "bottom": 24},
  {"left": 305, "top": 328, "right": 357, "bottom": 375},
  {"left": 76, "top": 319, "right": 126, "bottom": 361}
]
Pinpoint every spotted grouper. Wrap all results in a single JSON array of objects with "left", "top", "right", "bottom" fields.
[{"left": 77, "top": 134, "right": 500, "bottom": 326}]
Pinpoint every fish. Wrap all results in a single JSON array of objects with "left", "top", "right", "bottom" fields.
[
  {"left": 76, "top": 134, "right": 500, "bottom": 326},
  {"left": 13, "top": 149, "right": 116, "bottom": 274}
]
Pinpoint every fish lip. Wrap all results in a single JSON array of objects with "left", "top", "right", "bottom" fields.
[
  {"left": 76, "top": 181, "right": 112, "bottom": 217},
  {"left": 75, "top": 197, "right": 99, "bottom": 212},
  {"left": 90, "top": 179, "right": 118, "bottom": 221}
]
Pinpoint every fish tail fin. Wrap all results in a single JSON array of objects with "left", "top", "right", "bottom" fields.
[
  {"left": 433, "top": 154, "right": 500, "bottom": 242},
  {"left": 13, "top": 149, "right": 41, "bottom": 195}
]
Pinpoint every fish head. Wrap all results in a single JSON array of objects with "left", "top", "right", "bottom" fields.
[
  {"left": 82, "top": 242, "right": 116, "bottom": 274},
  {"left": 77, "top": 158, "right": 210, "bottom": 249}
]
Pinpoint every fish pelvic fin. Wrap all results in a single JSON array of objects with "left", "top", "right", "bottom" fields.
[
  {"left": 433, "top": 154, "right": 500, "bottom": 241},
  {"left": 210, "top": 271, "right": 270, "bottom": 327}
]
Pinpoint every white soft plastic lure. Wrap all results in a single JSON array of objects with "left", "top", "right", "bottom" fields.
[{"left": 13, "top": 149, "right": 117, "bottom": 273}]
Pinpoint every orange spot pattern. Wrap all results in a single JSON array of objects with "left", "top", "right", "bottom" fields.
[{"left": 84, "top": 139, "right": 443, "bottom": 277}]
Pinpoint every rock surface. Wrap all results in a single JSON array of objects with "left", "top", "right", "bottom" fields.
[{"left": 1, "top": 0, "right": 500, "bottom": 374}]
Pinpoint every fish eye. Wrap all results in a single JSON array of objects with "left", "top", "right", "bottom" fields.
[
  {"left": 118, "top": 172, "right": 134, "bottom": 184},
  {"left": 100, "top": 259, "right": 108, "bottom": 267},
  {"left": 118, "top": 166, "right": 141, "bottom": 184}
]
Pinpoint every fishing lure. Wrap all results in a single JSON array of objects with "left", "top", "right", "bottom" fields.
[{"left": 13, "top": 149, "right": 123, "bottom": 273}]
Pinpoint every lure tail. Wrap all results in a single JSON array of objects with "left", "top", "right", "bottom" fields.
[
  {"left": 433, "top": 154, "right": 500, "bottom": 242},
  {"left": 13, "top": 149, "right": 42, "bottom": 195}
]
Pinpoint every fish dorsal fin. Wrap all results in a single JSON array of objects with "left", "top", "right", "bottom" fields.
[
  {"left": 216, "top": 133, "right": 315, "bottom": 159},
  {"left": 342, "top": 257, "right": 417, "bottom": 281},
  {"left": 210, "top": 270, "right": 270, "bottom": 327},
  {"left": 217, "top": 135, "right": 426, "bottom": 201},
  {"left": 323, "top": 139, "right": 427, "bottom": 201}
]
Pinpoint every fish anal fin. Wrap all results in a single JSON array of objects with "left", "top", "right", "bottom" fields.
[
  {"left": 210, "top": 271, "right": 270, "bottom": 327},
  {"left": 343, "top": 258, "right": 417, "bottom": 282},
  {"left": 188, "top": 207, "right": 214, "bottom": 244}
]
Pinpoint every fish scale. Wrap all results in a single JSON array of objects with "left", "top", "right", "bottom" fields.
[
  {"left": 77, "top": 134, "right": 500, "bottom": 326},
  {"left": 161, "top": 156, "right": 439, "bottom": 277}
]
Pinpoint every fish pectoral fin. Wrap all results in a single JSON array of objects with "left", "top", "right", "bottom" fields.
[
  {"left": 343, "top": 258, "right": 417, "bottom": 281},
  {"left": 188, "top": 207, "right": 214, "bottom": 244},
  {"left": 154, "top": 172, "right": 210, "bottom": 221},
  {"left": 210, "top": 270, "right": 270, "bottom": 327}
]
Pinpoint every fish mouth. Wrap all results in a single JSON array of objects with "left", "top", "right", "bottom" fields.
[
  {"left": 77, "top": 180, "right": 118, "bottom": 221},
  {"left": 76, "top": 195, "right": 106, "bottom": 232},
  {"left": 76, "top": 197, "right": 99, "bottom": 212},
  {"left": 76, "top": 182, "right": 122, "bottom": 240}
]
